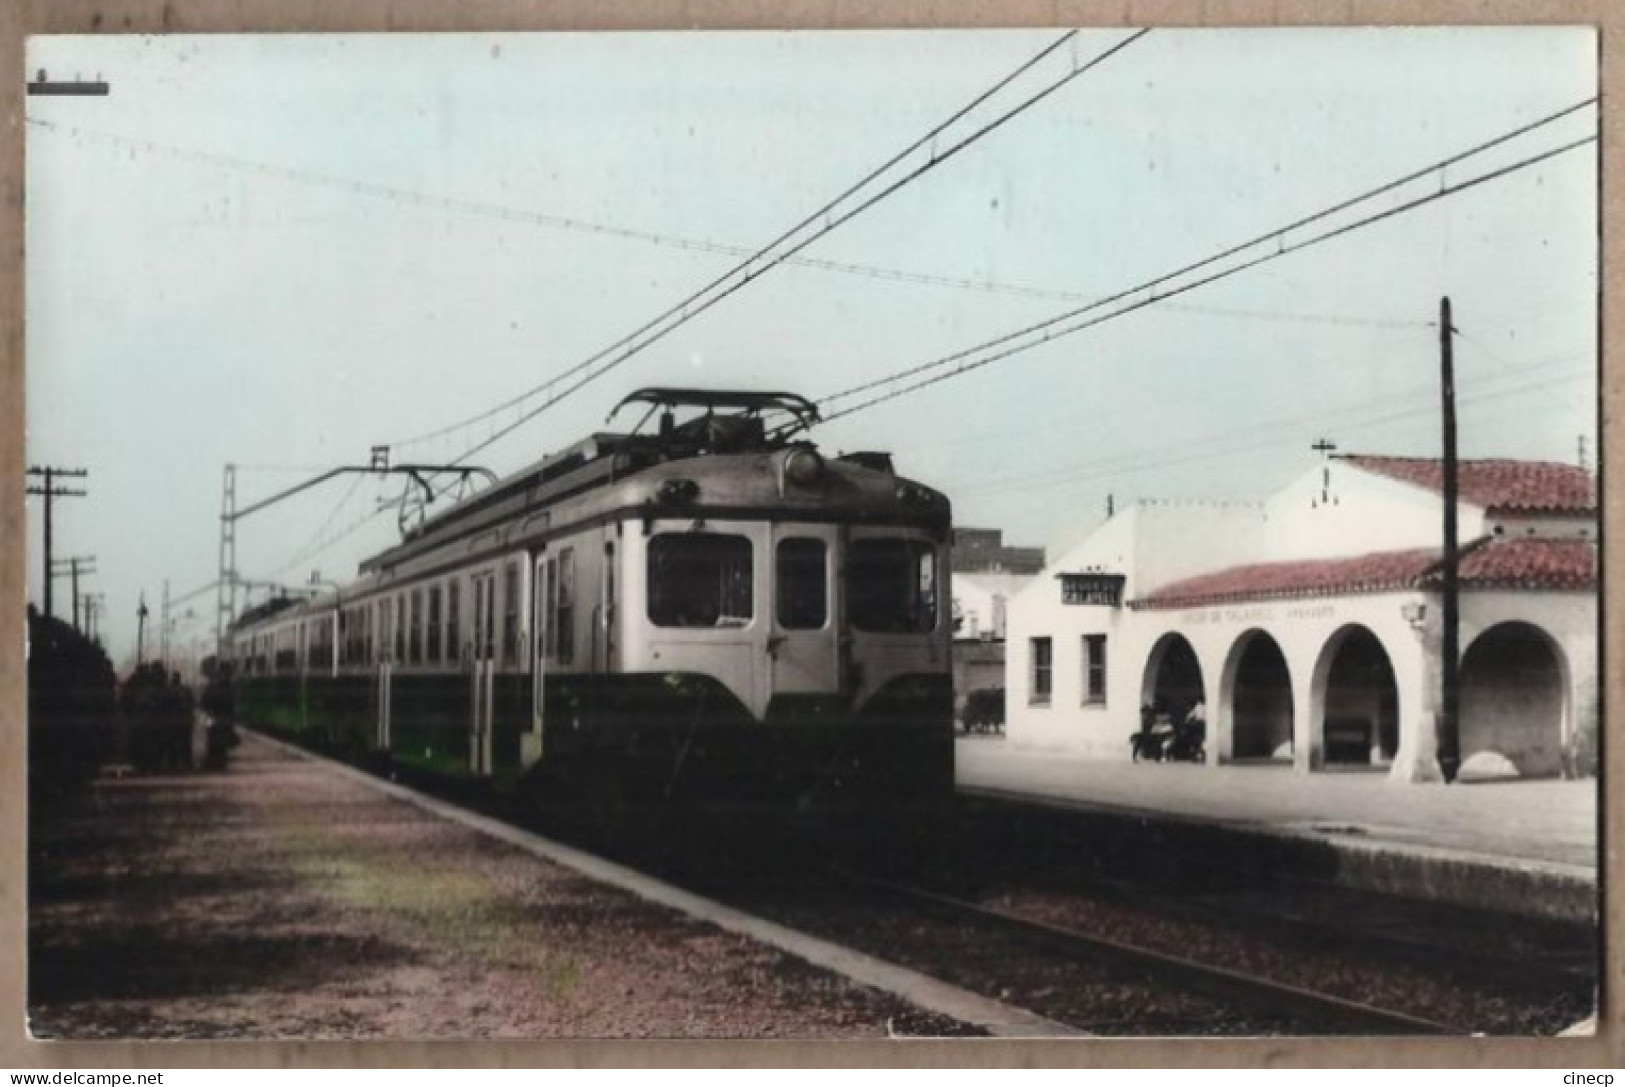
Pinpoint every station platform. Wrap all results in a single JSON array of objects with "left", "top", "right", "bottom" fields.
[
  {"left": 26, "top": 730, "right": 1068, "bottom": 1040},
  {"left": 954, "top": 739, "right": 1599, "bottom": 922}
]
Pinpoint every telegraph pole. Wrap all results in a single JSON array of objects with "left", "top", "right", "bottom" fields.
[
  {"left": 26, "top": 466, "right": 89, "bottom": 620},
  {"left": 1438, "top": 297, "right": 1461, "bottom": 784},
  {"left": 136, "top": 593, "right": 149, "bottom": 665},
  {"left": 83, "top": 593, "right": 105, "bottom": 643},
  {"left": 51, "top": 554, "right": 96, "bottom": 631}
]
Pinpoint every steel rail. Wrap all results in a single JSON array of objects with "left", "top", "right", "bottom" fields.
[{"left": 830, "top": 868, "right": 1462, "bottom": 1035}]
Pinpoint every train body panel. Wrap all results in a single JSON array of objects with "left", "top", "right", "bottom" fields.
[{"left": 222, "top": 390, "right": 955, "bottom": 806}]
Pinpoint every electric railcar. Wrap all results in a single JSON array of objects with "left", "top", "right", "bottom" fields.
[{"left": 224, "top": 389, "right": 955, "bottom": 809}]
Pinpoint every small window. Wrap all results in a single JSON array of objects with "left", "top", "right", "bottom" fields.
[
  {"left": 1082, "top": 634, "right": 1107, "bottom": 706},
  {"left": 848, "top": 538, "right": 937, "bottom": 633},
  {"left": 648, "top": 534, "right": 753, "bottom": 628},
  {"left": 776, "top": 538, "right": 827, "bottom": 630},
  {"left": 427, "top": 586, "right": 442, "bottom": 663},
  {"left": 1031, "top": 637, "right": 1053, "bottom": 704}
]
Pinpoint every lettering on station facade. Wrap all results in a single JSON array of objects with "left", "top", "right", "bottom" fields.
[{"left": 1058, "top": 573, "right": 1126, "bottom": 607}]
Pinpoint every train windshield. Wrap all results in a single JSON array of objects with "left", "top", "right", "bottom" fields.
[
  {"left": 648, "top": 533, "right": 754, "bottom": 628},
  {"left": 847, "top": 538, "right": 937, "bottom": 634}
]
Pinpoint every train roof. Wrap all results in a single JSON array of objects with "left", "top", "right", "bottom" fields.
[{"left": 361, "top": 389, "right": 830, "bottom": 576}]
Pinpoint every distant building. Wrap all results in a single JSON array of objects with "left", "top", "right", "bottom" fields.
[
  {"left": 1005, "top": 456, "right": 1597, "bottom": 781},
  {"left": 951, "top": 527, "right": 1046, "bottom": 575},
  {"left": 950, "top": 528, "right": 1045, "bottom": 723}
]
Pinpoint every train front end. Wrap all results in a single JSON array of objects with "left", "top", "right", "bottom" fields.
[{"left": 598, "top": 423, "right": 954, "bottom": 812}]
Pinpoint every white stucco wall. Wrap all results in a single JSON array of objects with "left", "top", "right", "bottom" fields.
[
  {"left": 1264, "top": 462, "right": 1489, "bottom": 561},
  {"left": 1005, "top": 501, "right": 1265, "bottom": 758},
  {"left": 1004, "top": 473, "right": 1598, "bottom": 780}
]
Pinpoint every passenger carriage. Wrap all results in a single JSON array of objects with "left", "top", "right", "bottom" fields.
[{"left": 225, "top": 389, "right": 955, "bottom": 808}]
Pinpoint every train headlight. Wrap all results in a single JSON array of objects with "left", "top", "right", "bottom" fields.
[
  {"left": 783, "top": 447, "right": 825, "bottom": 489},
  {"left": 657, "top": 477, "right": 700, "bottom": 504}
]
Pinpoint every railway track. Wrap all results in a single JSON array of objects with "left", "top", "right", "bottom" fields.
[
  {"left": 827, "top": 869, "right": 1461, "bottom": 1035},
  {"left": 267, "top": 735, "right": 1595, "bottom": 1036}
]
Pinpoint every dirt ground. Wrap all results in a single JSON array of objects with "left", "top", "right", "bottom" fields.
[{"left": 27, "top": 734, "right": 970, "bottom": 1040}]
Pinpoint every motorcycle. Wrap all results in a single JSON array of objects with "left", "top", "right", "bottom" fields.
[
  {"left": 1163, "top": 716, "right": 1207, "bottom": 763},
  {"left": 1130, "top": 710, "right": 1206, "bottom": 763}
]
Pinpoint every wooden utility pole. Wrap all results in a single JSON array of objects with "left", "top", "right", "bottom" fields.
[
  {"left": 83, "top": 593, "right": 106, "bottom": 644},
  {"left": 136, "top": 592, "right": 149, "bottom": 666},
  {"left": 26, "top": 466, "right": 89, "bottom": 620},
  {"left": 51, "top": 555, "right": 96, "bottom": 631},
  {"left": 1438, "top": 297, "right": 1461, "bottom": 784}
]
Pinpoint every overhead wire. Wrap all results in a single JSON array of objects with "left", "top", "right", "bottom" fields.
[
  {"left": 388, "top": 28, "right": 1152, "bottom": 461},
  {"left": 31, "top": 116, "right": 1462, "bottom": 326},
  {"left": 814, "top": 98, "right": 1597, "bottom": 422},
  {"left": 272, "top": 472, "right": 370, "bottom": 578},
  {"left": 947, "top": 348, "right": 1592, "bottom": 502}
]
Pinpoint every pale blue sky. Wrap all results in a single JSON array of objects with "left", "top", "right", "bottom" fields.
[{"left": 25, "top": 28, "right": 1597, "bottom": 664}]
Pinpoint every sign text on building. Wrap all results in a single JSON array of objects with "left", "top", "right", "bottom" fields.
[{"left": 1059, "top": 573, "right": 1126, "bottom": 607}]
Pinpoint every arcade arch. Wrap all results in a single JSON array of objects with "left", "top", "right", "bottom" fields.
[
  {"left": 1223, "top": 630, "right": 1293, "bottom": 760},
  {"left": 1460, "top": 621, "right": 1566, "bottom": 777},
  {"left": 1313, "top": 625, "right": 1398, "bottom": 768},
  {"left": 1141, "top": 633, "right": 1205, "bottom": 723}
]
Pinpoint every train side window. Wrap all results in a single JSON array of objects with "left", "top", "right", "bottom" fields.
[
  {"left": 503, "top": 560, "right": 520, "bottom": 665},
  {"left": 648, "top": 533, "right": 753, "bottom": 629},
  {"left": 848, "top": 538, "right": 937, "bottom": 633},
  {"left": 380, "top": 598, "right": 394, "bottom": 664},
  {"left": 447, "top": 580, "right": 461, "bottom": 661},
  {"left": 776, "top": 538, "right": 827, "bottom": 630},
  {"left": 409, "top": 589, "right": 423, "bottom": 665},
  {"left": 427, "top": 586, "right": 443, "bottom": 664},
  {"left": 395, "top": 594, "right": 407, "bottom": 662},
  {"left": 480, "top": 574, "right": 497, "bottom": 659},
  {"left": 541, "top": 558, "right": 558, "bottom": 661},
  {"left": 556, "top": 549, "right": 575, "bottom": 664}
]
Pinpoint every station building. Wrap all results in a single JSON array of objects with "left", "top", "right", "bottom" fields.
[{"left": 1003, "top": 455, "right": 1598, "bottom": 782}]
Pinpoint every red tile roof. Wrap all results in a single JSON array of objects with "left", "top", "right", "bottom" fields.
[
  {"left": 1454, "top": 537, "right": 1597, "bottom": 590},
  {"left": 1134, "top": 537, "right": 1595, "bottom": 609},
  {"left": 1337, "top": 455, "right": 1595, "bottom": 515}
]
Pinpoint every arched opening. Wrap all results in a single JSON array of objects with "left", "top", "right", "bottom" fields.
[
  {"left": 1317, "top": 626, "right": 1398, "bottom": 767},
  {"left": 1460, "top": 621, "right": 1566, "bottom": 778},
  {"left": 1142, "top": 633, "right": 1205, "bottom": 723},
  {"left": 1228, "top": 631, "right": 1293, "bottom": 760}
]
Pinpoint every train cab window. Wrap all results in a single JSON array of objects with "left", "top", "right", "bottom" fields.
[
  {"left": 648, "top": 533, "right": 753, "bottom": 628},
  {"left": 427, "top": 586, "right": 443, "bottom": 664},
  {"left": 848, "top": 538, "right": 937, "bottom": 633},
  {"left": 776, "top": 538, "right": 827, "bottom": 630}
]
